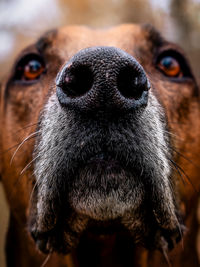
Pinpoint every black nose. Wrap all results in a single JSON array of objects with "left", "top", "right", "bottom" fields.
[{"left": 56, "top": 47, "right": 150, "bottom": 113}]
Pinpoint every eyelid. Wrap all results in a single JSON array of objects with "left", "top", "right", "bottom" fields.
[{"left": 12, "top": 48, "right": 40, "bottom": 69}]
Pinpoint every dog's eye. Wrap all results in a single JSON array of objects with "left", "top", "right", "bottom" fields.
[
  {"left": 14, "top": 54, "right": 45, "bottom": 81},
  {"left": 157, "top": 56, "right": 182, "bottom": 78},
  {"left": 156, "top": 50, "right": 192, "bottom": 79}
]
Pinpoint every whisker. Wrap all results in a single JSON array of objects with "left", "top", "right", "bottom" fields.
[
  {"left": 157, "top": 128, "right": 200, "bottom": 169},
  {"left": 10, "top": 131, "right": 40, "bottom": 165},
  {"left": 14, "top": 123, "right": 38, "bottom": 134},
  {"left": 162, "top": 246, "right": 172, "bottom": 267},
  {"left": 13, "top": 156, "right": 39, "bottom": 187},
  {"left": 169, "top": 158, "right": 187, "bottom": 186},
  {"left": 149, "top": 135, "right": 198, "bottom": 193},
  {"left": 175, "top": 219, "right": 185, "bottom": 251},
  {"left": 171, "top": 147, "right": 200, "bottom": 169},
  {"left": 170, "top": 158, "right": 198, "bottom": 193},
  {"left": 162, "top": 129, "right": 184, "bottom": 142},
  {"left": 0, "top": 124, "right": 39, "bottom": 156},
  {"left": 20, "top": 155, "right": 39, "bottom": 176},
  {"left": 41, "top": 253, "right": 52, "bottom": 267},
  {"left": 1, "top": 142, "right": 24, "bottom": 156},
  {"left": 14, "top": 169, "right": 34, "bottom": 187},
  {"left": 168, "top": 121, "right": 188, "bottom": 126},
  {"left": 180, "top": 224, "right": 187, "bottom": 251},
  {"left": 11, "top": 172, "right": 35, "bottom": 199},
  {"left": 176, "top": 163, "right": 198, "bottom": 193},
  {"left": 29, "top": 181, "right": 38, "bottom": 205}
]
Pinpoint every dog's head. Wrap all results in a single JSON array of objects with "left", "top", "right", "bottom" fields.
[{"left": 1, "top": 24, "right": 200, "bottom": 255}]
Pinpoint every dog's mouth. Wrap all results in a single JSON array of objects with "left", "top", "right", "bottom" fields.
[
  {"left": 29, "top": 148, "right": 184, "bottom": 255},
  {"left": 30, "top": 197, "right": 183, "bottom": 256}
]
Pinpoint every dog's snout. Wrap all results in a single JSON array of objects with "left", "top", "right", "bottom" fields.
[{"left": 56, "top": 47, "right": 150, "bottom": 112}]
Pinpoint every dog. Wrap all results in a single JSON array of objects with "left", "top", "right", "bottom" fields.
[{"left": 0, "top": 24, "right": 200, "bottom": 267}]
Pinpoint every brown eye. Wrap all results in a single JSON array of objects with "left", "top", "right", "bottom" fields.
[
  {"left": 14, "top": 54, "right": 45, "bottom": 82},
  {"left": 23, "top": 60, "right": 45, "bottom": 80},
  {"left": 157, "top": 56, "right": 182, "bottom": 78}
]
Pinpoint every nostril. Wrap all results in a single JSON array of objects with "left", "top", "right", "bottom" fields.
[
  {"left": 117, "top": 66, "right": 148, "bottom": 99},
  {"left": 61, "top": 65, "right": 94, "bottom": 98}
]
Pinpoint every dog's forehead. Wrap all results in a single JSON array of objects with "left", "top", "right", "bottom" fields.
[{"left": 36, "top": 24, "right": 160, "bottom": 59}]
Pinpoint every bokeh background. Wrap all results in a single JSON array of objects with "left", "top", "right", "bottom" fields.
[{"left": 0, "top": 0, "right": 200, "bottom": 266}]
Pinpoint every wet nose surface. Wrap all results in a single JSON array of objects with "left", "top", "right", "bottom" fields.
[{"left": 56, "top": 46, "right": 150, "bottom": 113}]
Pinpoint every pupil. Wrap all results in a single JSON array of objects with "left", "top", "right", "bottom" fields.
[
  {"left": 29, "top": 60, "right": 41, "bottom": 72},
  {"left": 162, "top": 57, "right": 173, "bottom": 68}
]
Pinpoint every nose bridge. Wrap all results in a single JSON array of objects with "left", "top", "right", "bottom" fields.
[{"left": 56, "top": 46, "right": 150, "bottom": 113}]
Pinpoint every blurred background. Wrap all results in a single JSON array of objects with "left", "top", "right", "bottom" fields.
[{"left": 0, "top": 0, "right": 200, "bottom": 266}]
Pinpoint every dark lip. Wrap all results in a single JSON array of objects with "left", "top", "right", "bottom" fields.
[{"left": 30, "top": 211, "right": 184, "bottom": 254}]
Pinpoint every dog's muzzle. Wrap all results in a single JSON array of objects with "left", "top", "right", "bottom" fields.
[{"left": 30, "top": 46, "right": 183, "bottom": 255}]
